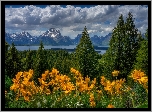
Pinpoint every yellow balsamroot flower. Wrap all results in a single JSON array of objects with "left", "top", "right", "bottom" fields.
[
  {"left": 10, "top": 84, "right": 19, "bottom": 91},
  {"left": 114, "top": 84, "right": 122, "bottom": 94},
  {"left": 71, "top": 68, "right": 81, "bottom": 77},
  {"left": 28, "top": 69, "right": 33, "bottom": 78},
  {"left": 100, "top": 76, "right": 106, "bottom": 86},
  {"left": 137, "top": 76, "right": 148, "bottom": 84},
  {"left": 107, "top": 104, "right": 115, "bottom": 108},
  {"left": 20, "top": 89, "right": 27, "bottom": 96},
  {"left": 23, "top": 72, "right": 30, "bottom": 78},
  {"left": 42, "top": 74, "right": 47, "bottom": 80},
  {"left": 10, "top": 70, "right": 44, "bottom": 102},
  {"left": 129, "top": 69, "right": 146, "bottom": 80},
  {"left": 96, "top": 90, "right": 102, "bottom": 101},
  {"left": 12, "top": 78, "right": 19, "bottom": 84},
  {"left": 97, "top": 90, "right": 102, "bottom": 94},
  {"left": 45, "top": 70, "right": 49, "bottom": 75},
  {"left": 85, "top": 75, "right": 90, "bottom": 83},
  {"left": 111, "top": 81, "right": 115, "bottom": 86},
  {"left": 129, "top": 69, "right": 148, "bottom": 92},
  {"left": 44, "top": 88, "right": 51, "bottom": 95},
  {"left": 50, "top": 68, "right": 59, "bottom": 77},
  {"left": 90, "top": 101, "right": 96, "bottom": 108},
  {"left": 119, "top": 78, "right": 126, "bottom": 84},
  {"left": 38, "top": 78, "right": 46, "bottom": 85},
  {"left": 89, "top": 93, "right": 96, "bottom": 107},
  {"left": 78, "top": 83, "right": 85, "bottom": 92},
  {"left": 112, "top": 70, "right": 119, "bottom": 77},
  {"left": 89, "top": 83, "right": 95, "bottom": 91},
  {"left": 70, "top": 68, "right": 77, "bottom": 73},
  {"left": 41, "top": 70, "right": 49, "bottom": 80},
  {"left": 104, "top": 85, "right": 113, "bottom": 94},
  {"left": 24, "top": 96, "right": 30, "bottom": 102},
  {"left": 92, "top": 78, "right": 96, "bottom": 84},
  {"left": 22, "top": 78, "right": 29, "bottom": 85},
  {"left": 29, "top": 69, "right": 33, "bottom": 74},
  {"left": 15, "top": 72, "right": 23, "bottom": 80}
]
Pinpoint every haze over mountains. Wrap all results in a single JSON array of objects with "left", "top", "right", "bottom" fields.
[{"left": 5, "top": 28, "right": 114, "bottom": 46}]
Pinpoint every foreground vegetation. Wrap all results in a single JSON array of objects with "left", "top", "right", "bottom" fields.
[{"left": 5, "top": 68, "right": 148, "bottom": 108}]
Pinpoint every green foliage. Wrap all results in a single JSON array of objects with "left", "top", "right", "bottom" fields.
[
  {"left": 98, "top": 12, "right": 141, "bottom": 82},
  {"left": 75, "top": 26, "right": 99, "bottom": 79},
  {"left": 5, "top": 41, "right": 10, "bottom": 54},
  {"left": 33, "top": 41, "right": 48, "bottom": 85},
  {"left": 22, "top": 49, "right": 34, "bottom": 71},
  {"left": 5, "top": 74, "right": 13, "bottom": 91},
  {"left": 5, "top": 43, "right": 22, "bottom": 78},
  {"left": 133, "top": 29, "right": 148, "bottom": 76},
  {"left": 98, "top": 14, "right": 125, "bottom": 81}
]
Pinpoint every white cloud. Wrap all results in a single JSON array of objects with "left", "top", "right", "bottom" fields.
[
  {"left": 5, "top": 5, "right": 148, "bottom": 38},
  {"left": 28, "top": 30, "right": 45, "bottom": 36}
]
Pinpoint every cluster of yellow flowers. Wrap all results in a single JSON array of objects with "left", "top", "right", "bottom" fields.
[
  {"left": 129, "top": 69, "right": 148, "bottom": 93},
  {"left": 9, "top": 68, "right": 148, "bottom": 108},
  {"left": 100, "top": 76, "right": 126, "bottom": 95},
  {"left": 112, "top": 70, "right": 119, "bottom": 77},
  {"left": 107, "top": 104, "right": 115, "bottom": 108},
  {"left": 70, "top": 68, "right": 96, "bottom": 93},
  {"left": 71, "top": 68, "right": 100, "bottom": 107},
  {"left": 38, "top": 68, "right": 75, "bottom": 94},
  {"left": 10, "top": 70, "right": 39, "bottom": 101}
]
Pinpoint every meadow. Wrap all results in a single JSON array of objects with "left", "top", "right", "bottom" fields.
[{"left": 5, "top": 68, "right": 148, "bottom": 108}]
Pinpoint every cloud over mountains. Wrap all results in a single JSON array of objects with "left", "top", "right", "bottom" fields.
[{"left": 5, "top": 5, "right": 148, "bottom": 39}]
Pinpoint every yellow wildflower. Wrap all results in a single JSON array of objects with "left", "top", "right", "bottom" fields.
[
  {"left": 137, "top": 76, "right": 148, "bottom": 84},
  {"left": 24, "top": 96, "right": 30, "bottom": 101},
  {"left": 107, "top": 104, "right": 115, "bottom": 108},
  {"left": 129, "top": 69, "right": 145, "bottom": 80},
  {"left": 89, "top": 93, "right": 96, "bottom": 107},
  {"left": 112, "top": 70, "right": 119, "bottom": 77}
]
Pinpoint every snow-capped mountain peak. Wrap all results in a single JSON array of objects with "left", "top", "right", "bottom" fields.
[
  {"left": 18, "top": 31, "right": 32, "bottom": 39},
  {"left": 41, "top": 28, "right": 61, "bottom": 38}
]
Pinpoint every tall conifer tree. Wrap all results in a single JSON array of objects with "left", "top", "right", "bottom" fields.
[
  {"left": 98, "top": 12, "right": 141, "bottom": 81},
  {"left": 33, "top": 41, "right": 47, "bottom": 84},
  {"left": 121, "top": 12, "right": 139, "bottom": 79},
  {"left": 23, "top": 49, "right": 33, "bottom": 71},
  {"left": 98, "top": 14, "right": 125, "bottom": 80},
  {"left": 133, "top": 29, "right": 148, "bottom": 76},
  {"left": 75, "top": 26, "right": 98, "bottom": 79},
  {"left": 5, "top": 43, "right": 22, "bottom": 78}
]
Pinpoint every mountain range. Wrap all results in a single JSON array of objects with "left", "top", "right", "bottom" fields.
[{"left": 6, "top": 28, "right": 143, "bottom": 46}]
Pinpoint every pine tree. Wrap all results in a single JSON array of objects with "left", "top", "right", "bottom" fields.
[
  {"left": 98, "top": 14, "right": 125, "bottom": 80},
  {"left": 133, "top": 29, "right": 148, "bottom": 76},
  {"left": 33, "top": 41, "right": 48, "bottom": 85},
  {"left": 5, "top": 41, "right": 10, "bottom": 54},
  {"left": 75, "top": 26, "right": 98, "bottom": 79},
  {"left": 23, "top": 49, "right": 33, "bottom": 71},
  {"left": 121, "top": 12, "right": 139, "bottom": 80},
  {"left": 5, "top": 41, "right": 10, "bottom": 76},
  {"left": 98, "top": 12, "right": 141, "bottom": 81},
  {"left": 5, "top": 42, "right": 22, "bottom": 78}
]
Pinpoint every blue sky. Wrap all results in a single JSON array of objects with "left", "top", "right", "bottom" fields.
[{"left": 5, "top": 5, "right": 148, "bottom": 39}]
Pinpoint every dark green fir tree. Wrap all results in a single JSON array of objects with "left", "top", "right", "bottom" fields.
[
  {"left": 5, "top": 42, "right": 22, "bottom": 78},
  {"left": 75, "top": 26, "right": 99, "bottom": 79},
  {"left": 33, "top": 41, "right": 48, "bottom": 85},
  {"left": 133, "top": 29, "right": 148, "bottom": 76}
]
